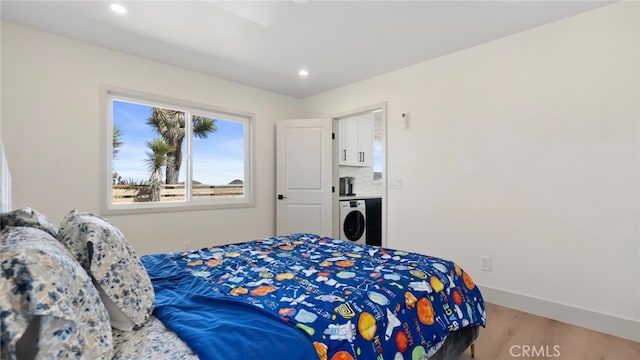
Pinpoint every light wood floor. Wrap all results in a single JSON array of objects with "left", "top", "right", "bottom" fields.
[{"left": 458, "top": 303, "right": 640, "bottom": 360}]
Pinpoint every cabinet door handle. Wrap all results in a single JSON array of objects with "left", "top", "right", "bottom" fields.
[{"left": 343, "top": 150, "right": 346, "bottom": 161}]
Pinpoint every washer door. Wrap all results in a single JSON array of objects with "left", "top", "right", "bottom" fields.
[{"left": 343, "top": 210, "right": 365, "bottom": 241}]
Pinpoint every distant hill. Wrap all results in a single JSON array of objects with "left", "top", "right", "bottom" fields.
[{"left": 229, "top": 179, "right": 243, "bottom": 185}]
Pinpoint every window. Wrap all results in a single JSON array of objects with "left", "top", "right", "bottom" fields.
[
  {"left": 373, "top": 110, "right": 384, "bottom": 182},
  {"left": 104, "top": 89, "right": 254, "bottom": 213}
]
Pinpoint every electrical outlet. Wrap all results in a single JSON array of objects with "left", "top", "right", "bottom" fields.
[{"left": 480, "top": 256, "right": 492, "bottom": 272}]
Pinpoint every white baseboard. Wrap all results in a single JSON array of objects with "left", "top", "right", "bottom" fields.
[{"left": 478, "top": 284, "right": 640, "bottom": 343}]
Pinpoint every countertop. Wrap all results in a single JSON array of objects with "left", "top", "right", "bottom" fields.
[{"left": 338, "top": 195, "right": 382, "bottom": 201}]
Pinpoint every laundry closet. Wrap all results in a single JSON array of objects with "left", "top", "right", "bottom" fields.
[{"left": 336, "top": 109, "right": 383, "bottom": 247}]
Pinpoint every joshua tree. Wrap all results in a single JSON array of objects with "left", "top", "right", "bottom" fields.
[
  {"left": 112, "top": 126, "right": 124, "bottom": 186},
  {"left": 145, "top": 138, "right": 174, "bottom": 202},
  {"left": 112, "top": 125, "right": 123, "bottom": 158},
  {"left": 146, "top": 108, "right": 216, "bottom": 184}
]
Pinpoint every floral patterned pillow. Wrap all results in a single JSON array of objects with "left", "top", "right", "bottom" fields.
[
  {"left": 57, "top": 210, "right": 155, "bottom": 330},
  {"left": 111, "top": 316, "right": 198, "bottom": 360},
  {"left": 0, "top": 207, "right": 58, "bottom": 237},
  {"left": 0, "top": 226, "right": 112, "bottom": 360}
]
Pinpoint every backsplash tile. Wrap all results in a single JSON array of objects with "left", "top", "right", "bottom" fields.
[{"left": 338, "top": 166, "right": 382, "bottom": 197}]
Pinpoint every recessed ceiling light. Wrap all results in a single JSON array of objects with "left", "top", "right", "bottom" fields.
[
  {"left": 298, "top": 69, "right": 309, "bottom": 77},
  {"left": 110, "top": 3, "right": 128, "bottom": 14}
]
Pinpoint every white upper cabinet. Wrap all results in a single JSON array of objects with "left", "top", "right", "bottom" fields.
[{"left": 338, "top": 116, "right": 373, "bottom": 167}]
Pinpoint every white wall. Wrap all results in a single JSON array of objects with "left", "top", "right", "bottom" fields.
[
  {"left": 0, "top": 40, "right": 2, "bottom": 141},
  {"left": 0, "top": 21, "right": 303, "bottom": 254},
  {"left": 302, "top": 2, "right": 639, "bottom": 340}
]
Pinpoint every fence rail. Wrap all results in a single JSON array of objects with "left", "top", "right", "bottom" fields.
[{"left": 112, "top": 183, "right": 243, "bottom": 203}]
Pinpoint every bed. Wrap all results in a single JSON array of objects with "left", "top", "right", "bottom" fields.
[{"left": 0, "top": 208, "right": 486, "bottom": 360}]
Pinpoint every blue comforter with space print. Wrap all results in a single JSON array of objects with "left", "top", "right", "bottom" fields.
[{"left": 142, "top": 234, "right": 486, "bottom": 360}]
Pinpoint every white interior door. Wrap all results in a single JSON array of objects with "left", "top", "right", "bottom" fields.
[{"left": 276, "top": 119, "right": 333, "bottom": 236}]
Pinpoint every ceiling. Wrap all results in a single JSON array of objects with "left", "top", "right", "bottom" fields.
[{"left": 1, "top": 1, "right": 614, "bottom": 98}]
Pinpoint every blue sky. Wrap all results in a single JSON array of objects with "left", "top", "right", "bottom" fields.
[
  {"left": 373, "top": 141, "right": 383, "bottom": 173},
  {"left": 112, "top": 100, "right": 244, "bottom": 185}
]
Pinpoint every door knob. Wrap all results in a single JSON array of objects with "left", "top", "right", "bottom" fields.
[{"left": 277, "top": 194, "right": 287, "bottom": 200}]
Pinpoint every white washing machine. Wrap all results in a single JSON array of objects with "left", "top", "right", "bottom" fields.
[{"left": 339, "top": 200, "right": 366, "bottom": 244}]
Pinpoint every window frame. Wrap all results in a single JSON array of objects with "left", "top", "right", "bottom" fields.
[{"left": 101, "top": 86, "right": 255, "bottom": 215}]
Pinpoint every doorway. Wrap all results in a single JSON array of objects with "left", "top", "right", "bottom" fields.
[
  {"left": 275, "top": 105, "right": 386, "bottom": 246},
  {"left": 334, "top": 104, "right": 386, "bottom": 247}
]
